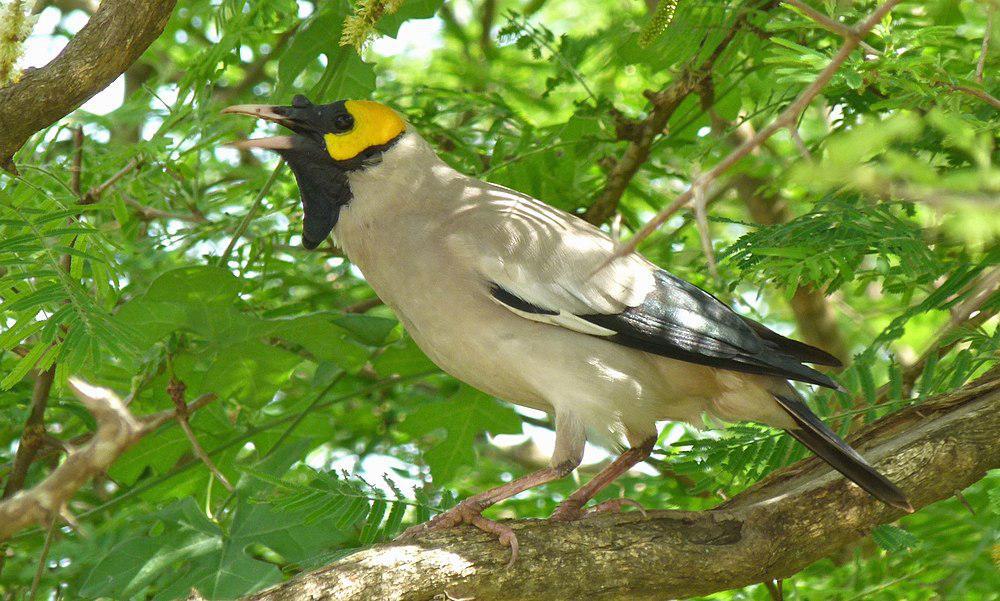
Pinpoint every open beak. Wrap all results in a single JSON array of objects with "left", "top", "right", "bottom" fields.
[
  {"left": 222, "top": 104, "right": 300, "bottom": 150},
  {"left": 222, "top": 97, "right": 347, "bottom": 251}
]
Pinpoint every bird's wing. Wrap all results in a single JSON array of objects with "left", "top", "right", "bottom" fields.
[{"left": 447, "top": 182, "right": 841, "bottom": 389}]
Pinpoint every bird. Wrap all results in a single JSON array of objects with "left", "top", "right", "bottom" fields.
[{"left": 223, "top": 95, "right": 912, "bottom": 562}]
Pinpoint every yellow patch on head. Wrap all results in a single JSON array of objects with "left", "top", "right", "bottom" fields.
[{"left": 324, "top": 100, "right": 405, "bottom": 161}]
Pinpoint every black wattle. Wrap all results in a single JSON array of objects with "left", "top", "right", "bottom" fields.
[{"left": 276, "top": 142, "right": 352, "bottom": 250}]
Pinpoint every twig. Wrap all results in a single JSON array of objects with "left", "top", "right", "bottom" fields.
[
  {"left": 82, "top": 157, "right": 143, "bottom": 204},
  {"left": 343, "top": 297, "right": 384, "bottom": 314},
  {"left": 977, "top": 7, "right": 993, "bottom": 83},
  {"left": 218, "top": 161, "right": 284, "bottom": 266},
  {"left": 613, "top": 0, "right": 902, "bottom": 259},
  {"left": 583, "top": 1, "right": 779, "bottom": 226},
  {"left": 788, "top": 125, "right": 813, "bottom": 161},
  {"left": 122, "top": 195, "right": 208, "bottom": 223},
  {"left": 764, "top": 579, "right": 784, "bottom": 601},
  {"left": 938, "top": 82, "right": 1000, "bottom": 110},
  {"left": 785, "top": 0, "right": 881, "bottom": 56},
  {"left": 1, "top": 368, "right": 57, "bottom": 500},
  {"left": 479, "top": 0, "right": 497, "bottom": 57},
  {"left": 69, "top": 126, "right": 83, "bottom": 198},
  {"left": 28, "top": 515, "right": 57, "bottom": 601},
  {"left": 692, "top": 180, "right": 718, "bottom": 279},
  {"left": 167, "top": 374, "right": 233, "bottom": 492},
  {"left": 0, "top": 379, "right": 220, "bottom": 540}
]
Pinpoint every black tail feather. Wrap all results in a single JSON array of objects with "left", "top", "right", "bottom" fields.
[{"left": 773, "top": 390, "right": 913, "bottom": 512}]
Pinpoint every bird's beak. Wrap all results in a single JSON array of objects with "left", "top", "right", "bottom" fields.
[
  {"left": 223, "top": 98, "right": 348, "bottom": 251},
  {"left": 221, "top": 104, "right": 300, "bottom": 150}
]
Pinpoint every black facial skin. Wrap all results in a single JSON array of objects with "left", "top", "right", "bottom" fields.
[
  {"left": 249, "top": 95, "right": 405, "bottom": 249},
  {"left": 270, "top": 95, "right": 355, "bottom": 144}
]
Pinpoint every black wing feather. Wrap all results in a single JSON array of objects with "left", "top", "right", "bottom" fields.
[
  {"left": 490, "top": 270, "right": 843, "bottom": 389},
  {"left": 772, "top": 388, "right": 911, "bottom": 510},
  {"left": 580, "top": 271, "right": 842, "bottom": 389},
  {"left": 740, "top": 317, "right": 843, "bottom": 367}
]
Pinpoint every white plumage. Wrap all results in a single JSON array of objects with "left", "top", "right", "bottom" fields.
[{"left": 336, "top": 130, "right": 794, "bottom": 463}]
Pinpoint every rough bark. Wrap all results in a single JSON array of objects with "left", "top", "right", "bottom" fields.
[
  {"left": 0, "top": 0, "right": 176, "bottom": 171},
  {"left": 241, "top": 368, "right": 999, "bottom": 601}
]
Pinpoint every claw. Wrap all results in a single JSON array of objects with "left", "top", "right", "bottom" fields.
[
  {"left": 549, "top": 497, "right": 648, "bottom": 522},
  {"left": 588, "top": 497, "right": 648, "bottom": 519},
  {"left": 394, "top": 500, "right": 519, "bottom": 566}
]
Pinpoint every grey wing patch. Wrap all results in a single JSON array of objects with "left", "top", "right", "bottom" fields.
[{"left": 579, "top": 270, "right": 843, "bottom": 390}]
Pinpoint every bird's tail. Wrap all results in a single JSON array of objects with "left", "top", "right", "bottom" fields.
[{"left": 772, "top": 387, "right": 913, "bottom": 512}]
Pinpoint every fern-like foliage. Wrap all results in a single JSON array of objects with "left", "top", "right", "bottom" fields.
[
  {"left": 0, "top": 189, "right": 135, "bottom": 389},
  {"left": 722, "top": 197, "right": 951, "bottom": 295},
  {"left": 243, "top": 465, "right": 435, "bottom": 546}
]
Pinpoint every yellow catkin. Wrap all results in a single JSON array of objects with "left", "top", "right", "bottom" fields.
[
  {"left": 339, "top": 0, "right": 406, "bottom": 52},
  {"left": 0, "top": 0, "right": 36, "bottom": 87},
  {"left": 639, "top": 0, "right": 679, "bottom": 48}
]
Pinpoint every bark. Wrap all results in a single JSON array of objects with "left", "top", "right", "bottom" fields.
[
  {"left": 240, "top": 368, "right": 999, "bottom": 601},
  {"left": 0, "top": 382, "right": 217, "bottom": 541},
  {"left": 0, "top": 0, "right": 176, "bottom": 171}
]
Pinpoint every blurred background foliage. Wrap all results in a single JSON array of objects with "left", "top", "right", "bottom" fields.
[{"left": 0, "top": 0, "right": 997, "bottom": 598}]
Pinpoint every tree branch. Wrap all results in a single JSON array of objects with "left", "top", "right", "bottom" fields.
[
  {"left": 614, "top": 0, "right": 901, "bottom": 258},
  {"left": 1, "top": 367, "right": 56, "bottom": 500},
  {"left": 0, "top": 379, "right": 218, "bottom": 540},
  {"left": 582, "top": 1, "right": 779, "bottom": 226},
  {"left": 784, "top": 0, "right": 882, "bottom": 57},
  {"left": 240, "top": 368, "right": 999, "bottom": 601},
  {"left": 0, "top": 0, "right": 176, "bottom": 172},
  {"left": 977, "top": 6, "right": 993, "bottom": 83}
]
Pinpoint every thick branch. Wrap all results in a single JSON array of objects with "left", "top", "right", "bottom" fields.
[
  {"left": 0, "top": 0, "right": 176, "bottom": 171},
  {"left": 1, "top": 367, "right": 56, "bottom": 500},
  {"left": 242, "top": 369, "right": 999, "bottom": 601}
]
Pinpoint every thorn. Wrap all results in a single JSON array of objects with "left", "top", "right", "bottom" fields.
[
  {"left": 954, "top": 489, "right": 975, "bottom": 515},
  {"left": 1, "top": 157, "right": 19, "bottom": 176}
]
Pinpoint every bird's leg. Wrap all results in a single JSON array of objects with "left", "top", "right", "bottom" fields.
[
  {"left": 548, "top": 436, "right": 656, "bottom": 522},
  {"left": 397, "top": 460, "right": 577, "bottom": 565}
]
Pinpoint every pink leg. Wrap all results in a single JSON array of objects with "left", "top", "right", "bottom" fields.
[
  {"left": 397, "top": 460, "right": 577, "bottom": 565},
  {"left": 549, "top": 436, "right": 656, "bottom": 522}
]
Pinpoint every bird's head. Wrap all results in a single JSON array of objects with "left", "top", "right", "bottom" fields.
[{"left": 223, "top": 95, "right": 406, "bottom": 248}]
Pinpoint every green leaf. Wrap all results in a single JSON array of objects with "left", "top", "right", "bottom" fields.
[
  {"left": 400, "top": 386, "right": 522, "bottom": 483},
  {"left": 142, "top": 266, "right": 242, "bottom": 305},
  {"left": 332, "top": 313, "right": 398, "bottom": 346},
  {"left": 871, "top": 524, "right": 919, "bottom": 552}
]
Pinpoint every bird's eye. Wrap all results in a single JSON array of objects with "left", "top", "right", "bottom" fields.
[{"left": 332, "top": 113, "right": 354, "bottom": 133}]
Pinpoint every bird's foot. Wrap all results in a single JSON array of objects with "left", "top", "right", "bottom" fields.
[
  {"left": 396, "top": 499, "right": 519, "bottom": 566},
  {"left": 548, "top": 497, "right": 648, "bottom": 522}
]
